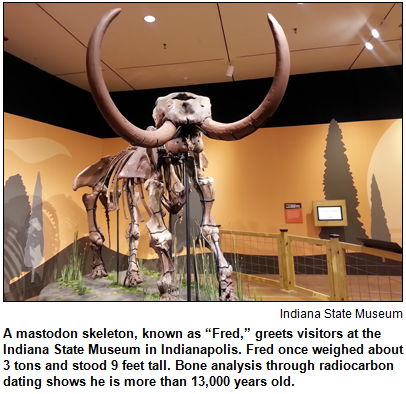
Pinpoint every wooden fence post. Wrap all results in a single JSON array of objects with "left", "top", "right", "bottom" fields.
[
  {"left": 327, "top": 234, "right": 349, "bottom": 301},
  {"left": 279, "top": 230, "right": 295, "bottom": 291}
]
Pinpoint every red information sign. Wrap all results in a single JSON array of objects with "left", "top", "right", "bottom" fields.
[{"left": 284, "top": 203, "right": 303, "bottom": 223}]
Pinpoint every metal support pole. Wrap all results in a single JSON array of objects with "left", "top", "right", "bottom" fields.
[
  {"left": 193, "top": 252, "right": 200, "bottom": 302},
  {"left": 184, "top": 154, "right": 191, "bottom": 301},
  {"left": 168, "top": 169, "right": 173, "bottom": 259},
  {"left": 116, "top": 209, "right": 119, "bottom": 283}
]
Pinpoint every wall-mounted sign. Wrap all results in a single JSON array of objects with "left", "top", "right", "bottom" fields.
[{"left": 284, "top": 203, "right": 303, "bottom": 223}]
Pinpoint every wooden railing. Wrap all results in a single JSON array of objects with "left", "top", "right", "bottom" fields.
[{"left": 220, "top": 229, "right": 402, "bottom": 301}]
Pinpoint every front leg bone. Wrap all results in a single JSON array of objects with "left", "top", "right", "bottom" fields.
[
  {"left": 145, "top": 177, "right": 179, "bottom": 300},
  {"left": 197, "top": 173, "right": 238, "bottom": 301}
]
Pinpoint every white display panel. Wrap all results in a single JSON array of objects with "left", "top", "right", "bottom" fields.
[{"left": 317, "top": 206, "right": 343, "bottom": 221}]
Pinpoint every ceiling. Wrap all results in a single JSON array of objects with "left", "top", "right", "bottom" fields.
[{"left": 4, "top": 3, "right": 403, "bottom": 92}]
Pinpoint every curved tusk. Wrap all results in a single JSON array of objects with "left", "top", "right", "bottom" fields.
[
  {"left": 200, "top": 13, "right": 290, "bottom": 141},
  {"left": 87, "top": 8, "right": 176, "bottom": 147}
]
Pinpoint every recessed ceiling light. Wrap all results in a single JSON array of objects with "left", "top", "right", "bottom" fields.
[
  {"left": 365, "top": 42, "right": 373, "bottom": 50},
  {"left": 371, "top": 29, "right": 379, "bottom": 38},
  {"left": 144, "top": 15, "right": 155, "bottom": 23}
]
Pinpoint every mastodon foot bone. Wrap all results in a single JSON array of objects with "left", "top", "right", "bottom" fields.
[
  {"left": 220, "top": 278, "right": 239, "bottom": 301},
  {"left": 218, "top": 258, "right": 239, "bottom": 301},
  {"left": 91, "top": 264, "right": 108, "bottom": 279},
  {"left": 125, "top": 266, "right": 143, "bottom": 286},
  {"left": 157, "top": 273, "right": 179, "bottom": 301}
]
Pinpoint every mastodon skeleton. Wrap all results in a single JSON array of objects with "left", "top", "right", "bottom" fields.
[{"left": 73, "top": 8, "right": 290, "bottom": 301}]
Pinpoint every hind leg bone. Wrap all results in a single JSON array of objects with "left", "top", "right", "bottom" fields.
[
  {"left": 82, "top": 182, "right": 107, "bottom": 278},
  {"left": 194, "top": 168, "right": 238, "bottom": 301}
]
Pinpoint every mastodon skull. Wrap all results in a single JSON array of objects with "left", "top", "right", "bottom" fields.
[
  {"left": 152, "top": 92, "right": 212, "bottom": 129},
  {"left": 87, "top": 8, "right": 290, "bottom": 147}
]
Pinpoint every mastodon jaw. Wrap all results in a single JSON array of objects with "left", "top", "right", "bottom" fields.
[
  {"left": 200, "top": 13, "right": 290, "bottom": 141},
  {"left": 86, "top": 8, "right": 176, "bottom": 147}
]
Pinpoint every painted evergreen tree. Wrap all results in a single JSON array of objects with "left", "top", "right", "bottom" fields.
[
  {"left": 4, "top": 175, "right": 31, "bottom": 293},
  {"left": 319, "top": 119, "right": 367, "bottom": 244},
  {"left": 24, "top": 172, "right": 44, "bottom": 283},
  {"left": 370, "top": 174, "right": 391, "bottom": 241}
]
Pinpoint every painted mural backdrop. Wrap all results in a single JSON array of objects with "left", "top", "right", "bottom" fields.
[
  {"left": 4, "top": 114, "right": 104, "bottom": 300},
  {"left": 367, "top": 119, "right": 402, "bottom": 245},
  {"left": 319, "top": 119, "right": 368, "bottom": 244},
  {"left": 4, "top": 113, "right": 402, "bottom": 300}
]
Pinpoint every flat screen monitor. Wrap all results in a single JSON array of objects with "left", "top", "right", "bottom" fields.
[{"left": 313, "top": 200, "right": 348, "bottom": 227}]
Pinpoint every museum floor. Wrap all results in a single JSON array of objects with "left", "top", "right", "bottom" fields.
[
  {"left": 24, "top": 281, "right": 315, "bottom": 302},
  {"left": 23, "top": 274, "right": 401, "bottom": 302}
]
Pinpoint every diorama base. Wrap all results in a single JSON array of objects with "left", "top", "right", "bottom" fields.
[{"left": 38, "top": 271, "right": 205, "bottom": 301}]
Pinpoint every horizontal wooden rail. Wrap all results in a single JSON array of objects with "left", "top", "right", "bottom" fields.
[
  {"left": 339, "top": 242, "right": 402, "bottom": 262},
  {"left": 294, "top": 285, "right": 330, "bottom": 301},
  {"left": 288, "top": 235, "right": 329, "bottom": 246},
  {"left": 220, "top": 230, "right": 279, "bottom": 239}
]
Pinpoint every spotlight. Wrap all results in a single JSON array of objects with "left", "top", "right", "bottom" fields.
[
  {"left": 365, "top": 42, "right": 373, "bottom": 50},
  {"left": 226, "top": 65, "right": 234, "bottom": 77},
  {"left": 144, "top": 15, "right": 155, "bottom": 23},
  {"left": 371, "top": 29, "right": 379, "bottom": 38}
]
